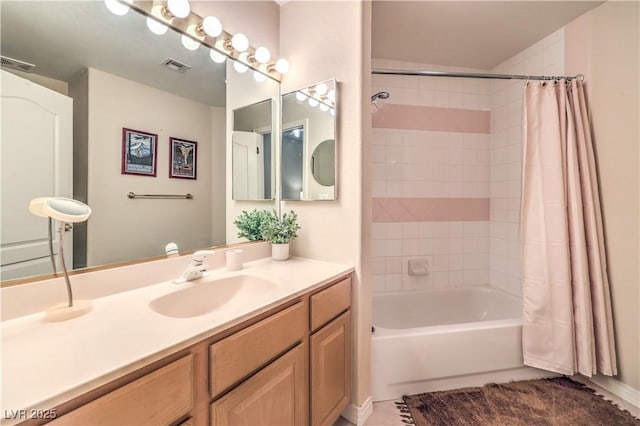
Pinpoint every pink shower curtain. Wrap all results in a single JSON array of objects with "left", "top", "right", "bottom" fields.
[{"left": 521, "top": 79, "right": 617, "bottom": 377}]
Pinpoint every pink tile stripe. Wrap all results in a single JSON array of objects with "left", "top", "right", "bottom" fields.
[
  {"left": 372, "top": 104, "right": 490, "bottom": 134},
  {"left": 372, "top": 197, "right": 490, "bottom": 222}
]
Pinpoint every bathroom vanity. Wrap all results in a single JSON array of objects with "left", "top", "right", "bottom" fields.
[{"left": 1, "top": 257, "right": 353, "bottom": 426}]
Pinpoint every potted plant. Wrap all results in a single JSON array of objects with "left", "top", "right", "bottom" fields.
[
  {"left": 233, "top": 209, "right": 270, "bottom": 241},
  {"left": 260, "top": 210, "right": 300, "bottom": 260}
]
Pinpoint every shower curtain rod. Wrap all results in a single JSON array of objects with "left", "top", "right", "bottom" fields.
[{"left": 372, "top": 68, "right": 583, "bottom": 81}]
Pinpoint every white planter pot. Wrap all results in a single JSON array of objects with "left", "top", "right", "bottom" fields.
[{"left": 271, "top": 243, "right": 290, "bottom": 261}]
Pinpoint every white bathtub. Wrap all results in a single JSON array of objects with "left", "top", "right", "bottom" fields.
[{"left": 371, "top": 286, "right": 552, "bottom": 401}]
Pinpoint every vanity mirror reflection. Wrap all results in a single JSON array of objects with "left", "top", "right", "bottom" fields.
[
  {"left": 281, "top": 79, "right": 337, "bottom": 201},
  {"left": 0, "top": 1, "right": 279, "bottom": 283},
  {"left": 232, "top": 99, "right": 275, "bottom": 200}
]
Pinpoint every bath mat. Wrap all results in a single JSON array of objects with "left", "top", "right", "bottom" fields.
[{"left": 403, "top": 377, "right": 639, "bottom": 426}]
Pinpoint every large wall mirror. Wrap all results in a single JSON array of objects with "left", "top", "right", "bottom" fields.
[
  {"left": 281, "top": 79, "right": 337, "bottom": 201},
  {"left": 0, "top": 1, "right": 279, "bottom": 282}
]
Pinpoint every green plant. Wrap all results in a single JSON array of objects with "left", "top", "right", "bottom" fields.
[
  {"left": 233, "top": 209, "right": 270, "bottom": 241},
  {"left": 260, "top": 210, "right": 301, "bottom": 244}
]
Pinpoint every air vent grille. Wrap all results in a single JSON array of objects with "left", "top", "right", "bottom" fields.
[
  {"left": 161, "top": 58, "right": 191, "bottom": 73},
  {"left": 1, "top": 55, "right": 36, "bottom": 73}
]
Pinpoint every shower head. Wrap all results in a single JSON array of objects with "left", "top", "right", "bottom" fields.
[{"left": 371, "top": 91, "right": 390, "bottom": 102}]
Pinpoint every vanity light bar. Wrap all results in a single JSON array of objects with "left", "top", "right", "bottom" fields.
[
  {"left": 297, "top": 88, "right": 335, "bottom": 110},
  {"left": 119, "top": 0, "right": 287, "bottom": 82}
]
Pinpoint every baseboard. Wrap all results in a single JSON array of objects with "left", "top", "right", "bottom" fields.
[
  {"left": 341, "top": 396, "right": 373, "bottom": 426},
  {"left": 573, "top": 374, "right": 640, "bottom": 413}
]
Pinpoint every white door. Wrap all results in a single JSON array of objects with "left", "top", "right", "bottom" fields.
[
  {"left": 232, "top": 131, "right": 264, "bottom": 200},
  {"left": 0, "top": 69, "right": 73, "bottom": 280}
]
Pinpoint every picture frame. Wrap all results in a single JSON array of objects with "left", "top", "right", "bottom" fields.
[
  {"left": 121, "top": 128, "right": 158, "bottom": 177},
  {"left": 169, "top": 137, "right": 197, "bottom": 179}
]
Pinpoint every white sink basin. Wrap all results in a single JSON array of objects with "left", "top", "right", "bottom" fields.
[{"left": 149, "top": 274, "right": 278, "bottom": 318}]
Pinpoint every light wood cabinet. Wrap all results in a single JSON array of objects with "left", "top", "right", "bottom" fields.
[
  {"left": 310, "top": 277, "right": 351, "bottom": 331},
  {"left": 310, "top": 311, "right": 352, "bottom": 426},
  {"left": 49, "top": 355, "right": 193, "bottom": 426},
  {"left": 35, "top": 273, "right": 352, "bottom": 426},
  {"left": 210, "top": 301, "right": 306, "bottom": 396},
  {"left": 211, "top": 344, "right": 308, "bottom": 426}
]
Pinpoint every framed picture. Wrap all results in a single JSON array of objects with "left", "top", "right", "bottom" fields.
[
  {"left": 170, "top": 137, "right": 197, "bottom": 179},
  {"left": 121, "top": 128, "right": 158, "bottom": 176}
]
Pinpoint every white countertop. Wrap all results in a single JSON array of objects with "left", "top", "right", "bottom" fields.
[{"left": 0, "top": 257, "right": 353, "bottom": 423}]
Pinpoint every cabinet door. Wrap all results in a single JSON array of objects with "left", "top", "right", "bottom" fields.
[
  {"left": 211, "top": 344, "right": 307, "bottom": 426},
  {"left": 311, "top": 311, "right": 351, "bottom": 426},
  {"left": 50, "top": 355, "right": 193, "bottom": 426}
]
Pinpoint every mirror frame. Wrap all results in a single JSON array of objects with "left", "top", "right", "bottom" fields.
[{"left": 280, "top": 78, "right": 337, "bottom": 201}]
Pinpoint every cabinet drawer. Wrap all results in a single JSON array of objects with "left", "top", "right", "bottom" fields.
[
  {"left": 50, "top": 355, "right": 193, "bottom": 426},
  {"left": 310, "top": 277, "right": 351, "bottom": 331},
  {"left": 210, "top": 301, "right": 306, "bottom": 396}
]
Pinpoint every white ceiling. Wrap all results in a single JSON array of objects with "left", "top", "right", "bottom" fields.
[{"left": 372, "top": 1, "right": 605, "bottom": 70}]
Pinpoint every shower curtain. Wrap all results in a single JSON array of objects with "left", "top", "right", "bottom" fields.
[{"left": 521, "top": 79, "right": 617, "bottom": 377}]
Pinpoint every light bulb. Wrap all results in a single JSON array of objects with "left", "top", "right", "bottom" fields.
[
  {"left": 167, "top": 0, "right": 190, "bottom": 18},
  {"left": 202, "top": 16, "right": 222, "bottom": 37},
  {"left": 233, "top": 61, "right": 249, "bottom": 73},
  {"left": 209, "top": 49, "right": 226, "bottom": 64},
  {"left": 253, "top": 71, "right": 267, "bottom": 82},
  {"left": 104, "top": 0, "right": 130, "bottom": 16},
  {"left": 308, "top": 98, "right": 319, "bottom": 107},
  {"left": 181, "top": 35, "right": 199, "bottom": 51},
  {"left": 315, "top": 83, "right": 328, "bottom": 96},
  {"left": 231, "top": 33, "right": 249, "bottom": 52},
  {"left": 327, "top": 89, "right": 336, "bottom": 102},
  {"left": 319, "top": 103, "right": 329, "bottom": 112},
  {"left": 274, "top": 58, "right": 289, "bottom": 74},
  {"left": 254, "top": 47, "right": 271, "bottom": 64},
  {"left": 146, "top": 17, "right": 168, "bottom": 35},
  {"left": 295, "top": 92, "right": 307, "bottom": 102}
]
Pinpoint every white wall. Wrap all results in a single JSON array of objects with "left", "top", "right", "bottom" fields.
[
  {"left": 280, "top": 0, "right": 368, "bottom": 407},
  {"left": 566, "top": 1, "right": 640, "bottom": 393},
  {"left": 210, "top": 106, "right": 226, "bottom": 245},
  {"left": 86, "top": 68, "right": 222, "bottom": 265}
]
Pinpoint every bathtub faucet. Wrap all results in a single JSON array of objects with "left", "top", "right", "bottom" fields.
[{"left": 174, "top": 250, "right": 216, "bottom": 284}]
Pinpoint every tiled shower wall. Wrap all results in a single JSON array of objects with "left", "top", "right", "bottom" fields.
[
  {"left": 371, "top": 59, "right": 492, "bottom": 293},
  {"left": 371, "top": 29, "right": 564, "bottom": 295}
]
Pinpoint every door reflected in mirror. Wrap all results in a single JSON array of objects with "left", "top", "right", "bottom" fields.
[
  {"left": 281, "top": 79, "right": 337, "bottom": 201},
  {"left": 232, "top": 99, "right": 274, "bottom": 201}
]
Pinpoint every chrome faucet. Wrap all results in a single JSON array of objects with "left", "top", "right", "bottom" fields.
[{"left": 174, "top": 250, "right": 216, "bottom": 284}]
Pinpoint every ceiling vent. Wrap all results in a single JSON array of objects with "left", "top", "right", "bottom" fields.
[
  {"left": 1, "top": 55, "right": 36, "bottom": 73},
  {"left": 161, "top": 58, "right": 191, "bottom": 73}
]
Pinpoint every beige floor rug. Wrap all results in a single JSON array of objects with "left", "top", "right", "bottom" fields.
[{"left": 402, "top": 377, "right": 640, "bottom": 426}]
